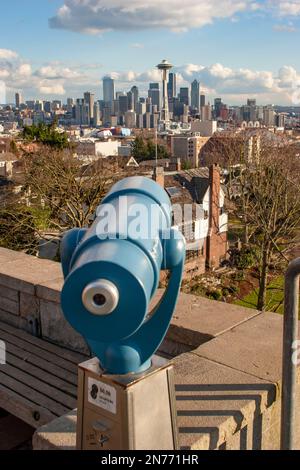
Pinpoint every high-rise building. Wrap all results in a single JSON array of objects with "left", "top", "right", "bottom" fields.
[
  {"left": 200, "top": 94, "right": 206, "bottom": 108},
  {"left": 148, "top": 83, "right": 160, "bottom": 111},
  {"left": 214, "top": 98, "right": 222, "bottom": 118},
  {"left": 191, "top": 79, "right": 200, "bottom": 112},
  {"left": 168, "top": 73, "right": 177, "bottom": 100},
  {"left": 131, "top": 86, "right": 139, "bottom": 112},
  {"left": 103, "top": 76, "right": 115, "bottom": 105},
  {"left": 263, "top": 106, "right": 275, "bottom": 127},
  {"left": 119, "top": 95, "right": 129, "bottom": 115},
  {"left": 127, "top": 91, "right": 133, "bottom": 110},
  {"left": 179, "top": 87, "right": 189, "bottom": 106},
  {"left": 75, "top": 99, "right": 89, "bottom": 125},
  {"left": 125, "top": 110, "right": 136, "bottom": 128},
  {"left": 44, "top": 101, "right": 51, "bottom": 113},
  {"left": 93, "top": 102, "right": 101, "bottom": 126},
  {"left": 15, "top": 92, "right": 22, "bottom": 108},
  {"left": 67, "top": 98, "right": 74, "bottom": 114},
  {"left": 84, "top": 92, "right": 95, "bottom": 123},
  {"left": 247, "top": 99, "right": 256, "bottom": 107},
  {"left": 201, "top": 104, "right": 212, "bottom": 121}
]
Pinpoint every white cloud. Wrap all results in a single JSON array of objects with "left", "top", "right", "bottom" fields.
[
  {"left": 130, "top": 43, "right": 144, "bottom": 49},
  {"left": 39, "top": 83, "right": 66, "bottom": 95},
  {"left": 273, "top": 23, "right": 297, "bottom": 31},
  {"left": 49, "top": 0, "right": 256, "bottom": 34},
  {"left": 0, "top": 49, "right": 18, "bottom": 60},
  {"left": 17, "top": 64, "right": 32, "bottom": 77},
  {"left": 277, "top": 1, "right": 300, "bottom": 16},
  {"left": 36, "top": 65, "right": 81, "bottom": 79},
  {"left": 1, "top": 46, "right": 300, "bottom": 105}
]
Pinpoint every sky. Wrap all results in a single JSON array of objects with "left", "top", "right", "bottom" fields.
[{"left": 1, "top": 0, "right": 300, "bottom": 105}]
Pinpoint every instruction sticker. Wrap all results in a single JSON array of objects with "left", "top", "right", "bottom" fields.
[{"left": 88, "top": 377, "right": 117, "bottom": 414}]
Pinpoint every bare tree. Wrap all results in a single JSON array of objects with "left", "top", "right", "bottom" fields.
[
  {"left": 22, "top": 148, "right": 119, "bottom": 230},
  {"left": 206, "top": 130, "right": 300, "bottom": 310}
]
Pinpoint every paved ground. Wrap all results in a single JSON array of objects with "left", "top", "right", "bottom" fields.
[{"left": 0, "top": 409, "right": 33, "bottom": 450}]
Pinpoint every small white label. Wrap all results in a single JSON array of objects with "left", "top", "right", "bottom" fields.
[{"left": 88, "top": 377, "right": 117, "bottom": 414}]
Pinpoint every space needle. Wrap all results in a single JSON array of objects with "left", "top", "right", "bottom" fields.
[{"left": 156, "top": 59, "right": 173, "bottom": 127}]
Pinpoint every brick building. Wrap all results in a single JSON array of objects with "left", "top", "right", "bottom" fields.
[{"left": 153, "top": 164, "right": 228, "bottom": 279}]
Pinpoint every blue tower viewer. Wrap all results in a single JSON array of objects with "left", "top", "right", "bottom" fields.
[{"left": 60, "top": 176, "right": 186, "bottom": 375}]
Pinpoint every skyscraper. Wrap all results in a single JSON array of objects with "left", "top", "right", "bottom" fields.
[
  {"left": 214, "top": 98, "right": 222, "bottom": 118},
  {"left": 119, "top": 94, "right": 129, "bottom": 115},
  {"left": 103, "top": 76, "right": 115, "bottom": 105},
  {"left": 148, "top": 83, "right": 160, "bottom": 111},
  {"left": 179, "top": 88, "right": 189, "bottom": 106},
  {"left": 15, "top": 92, "right": 22, "bottom": 108},
  {"left": 84, "top": 92, "right": 95, "bottom": 123},
  {"left": 168, "top": 73, "right": 177, "bottom": 100},
  {"left": 131, "top": 86, "right": 139, "bottom": 112},
  {"left": 191, "top": 79, "right": 200, "bottom": 112}
]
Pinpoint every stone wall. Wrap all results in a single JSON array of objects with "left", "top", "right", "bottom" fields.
[{"left": 0, "top": 247, "right": 299, "bottom": 450}]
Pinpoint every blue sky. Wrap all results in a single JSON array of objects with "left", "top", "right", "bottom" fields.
[{"left": 1, "top": 0, "right": 300, "bottom": 105}]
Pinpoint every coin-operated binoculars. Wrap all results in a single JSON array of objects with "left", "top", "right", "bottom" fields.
[{"left": 60, "top": 176, "right": 185, "bottom": 450}]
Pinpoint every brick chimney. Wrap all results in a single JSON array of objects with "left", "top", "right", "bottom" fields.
[
  {"left": 207, "top": 164, "right": 221, "bottom": 269},
  {"left": 170, "top": 157, "right": 181, "bottom": 172},
  {"left": 153, "top": 166, "right": 164, "bottom": 188}
]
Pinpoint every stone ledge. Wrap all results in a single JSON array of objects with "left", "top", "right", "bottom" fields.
[
  {"left": 33, "top": 352, "right": 277, "bottom": 451},
  {"left": 192, "top": 312, "right": 300, "bottom": 385}
]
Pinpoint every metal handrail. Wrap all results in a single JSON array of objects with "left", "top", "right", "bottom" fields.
[{"left": 281, "top": 258, "right": 300, "bottom": 450}]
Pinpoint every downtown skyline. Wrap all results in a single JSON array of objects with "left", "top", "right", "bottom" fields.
[{"left": 1, "top": 1, "right": 300, "bottom": 105}]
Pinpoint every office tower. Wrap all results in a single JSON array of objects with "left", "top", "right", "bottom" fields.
[
  {"left": 214, "top": 98, "right": 222, "bottom": 118},
  {"left": 200, "top": 94, "right": 206, "bottom": 108},
  {"left": 15, "top": 92, "right": 22, "bottom": 108},
  {"left": 137, "top": 101, "right": 146, "bottom": 115},
  {"left": 26, "top": 101, "right": 35, "bottom": 110},
  {"left": 125, "top": 110, "right": 136, "bottom": 128},
  {"left": 247, "top": 99, "right": 256, "bottom": 107},
  {"left": 119, "top": 95, "right": 129, "bottom": 115},
  {"left": 127, "top": 91, "right": 133, "bottom": 110},
  {"left": 131, "top": 86, "right": 139, "bottom": 112},
  {"left": 276, "top": 113, "right": 286, "bottom": 128},
  {"left": 201, "top": 104, "right": 212, "bottom": 121},
  {"left": 143, "top": 112, "right": 152, "bottom": 129},
  {"left": 136, "top": 114, "right": 144, "bottom": 129},
  {"left": 75, "top": 99, "right": 89, "bottom": 125},
  {"left": 75, "top": 99, "right": 84, "bottom": 125},
  {"left": 52, "top": 100, "right": 62, "bottom": 109},
  {"left": 84, "top": 92, "right": 95, "bottom": 122},
  {"left": 191, "top": 79, "right": 200, "bottom": 112},
  {"left": 168, "top": 72, "right": 177, "bottom": 100},
  {"left": 67, "top": 98, "right": 74, "bottom": 113},
  {"left": 103, "top": 76, "right": 115, "bottom": 105},
  {"left": 102, "top": 105, "right": 111, "bottom": 126},
  {"left": 44, "top": 101, "right": 51, "bottom": 113},
  {"left": 35, "top": 100, "right": 44, "bottom": 112},
  {"left": 93, "top": 102, "right": 101, "bottom": 126},
  {"left": 112, "top": 99, "right": 120, "bottom": 115},
  {"left": 148, "top": 83, "right": 160, "bottom": 111},
  {"left": 173, "top": 98, "right": 184, "bottom": 118},
  {"left": 263, "top": 106, "right": 275, "bottom": 127},
  {"left": 179, "top": 87, "right": 189, "bottom": 106}
]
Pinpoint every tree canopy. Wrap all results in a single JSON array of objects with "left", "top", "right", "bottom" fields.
[{"left": 23, "top": 122, "right": 69, "bottom": 150}]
